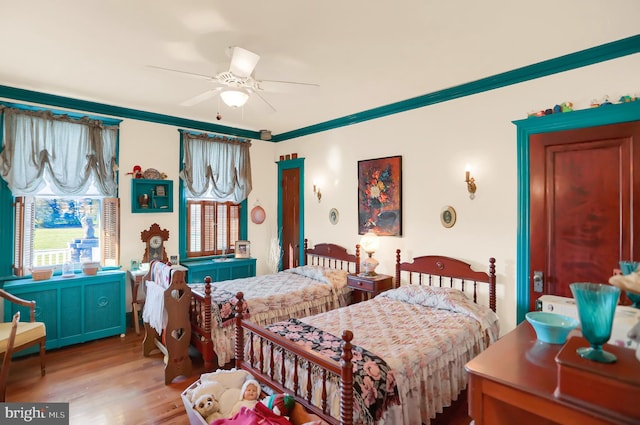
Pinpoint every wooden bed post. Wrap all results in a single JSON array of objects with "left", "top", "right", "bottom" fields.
[
  {"left": 340, "top": 330, "right": 354, "bottom": 425},
  {"left": 202, "top": 277, "right": 215, "bottom": 371},
  {"left": 355, "top": 244, "right": 361, "bottom": 275},
  {"left": 234, "top": 292, "right": 246, "bottom": 370},
  {"left": 395, "top": 249, "right": 402, "bottom": 287},
  {"left": 489, "top": 257, "right": 496, "bottom": 312}
]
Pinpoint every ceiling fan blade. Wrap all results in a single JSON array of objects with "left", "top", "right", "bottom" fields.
[
  {"left": 146, "top": 65, "right": 215, "bottom": 81},
  {"left": 248, "top": 89, "right": 277, "bottom": 112},
  {"left": 229, "top": 46, "right": 260, "bottom": 78},
  {"left": 180, "top": 88, "right": 222, "bottom": 107},
  {"left": 258, "top": 79, "right": 319, "bottom": 87},
  {"left": 257, "top": 79, "right": 320, "bottom": 94}
]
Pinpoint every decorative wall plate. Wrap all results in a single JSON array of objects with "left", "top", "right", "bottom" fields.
[
  {"left": 329, "top": 208, "right": 339, "bottom": 225},
  {"left": 440, "top": 206, "right": 457, "bottom": 228},
  {"left": 143, "top": 168, "right": 161, "bottom": 179},
  {"left": 251, "top": 205, "right": 266, "bottom": 224}
]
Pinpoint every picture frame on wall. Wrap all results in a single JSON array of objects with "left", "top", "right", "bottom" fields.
[
  {"left": 357, "top": 155, "right": 402, "bottom": 236},
  {"left": 235, "top": 240, "right": 251, "bottom": 258},
  {"left": 155, "top": 185, "right": 166, "bottom": 197},
  {"left": 440, "top": 205, "right": 457, "bottom": 228}
]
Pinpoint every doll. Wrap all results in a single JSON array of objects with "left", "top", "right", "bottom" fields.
[{"left": 228, "top": 379, "right": 260, "bottom": 418}]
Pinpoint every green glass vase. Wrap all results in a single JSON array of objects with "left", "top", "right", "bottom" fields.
[{"left": 569, "top": 282, "right": 620, "bottom": 363}]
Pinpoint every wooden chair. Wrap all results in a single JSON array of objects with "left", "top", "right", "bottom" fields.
[
  {"left": 0, "top": 289, "right": 46, "bottom": 377},
  {"left": 0, "top": 312, "right": 20, "bottom": 401}
]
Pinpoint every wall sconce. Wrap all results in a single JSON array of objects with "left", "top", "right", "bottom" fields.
[
  {"left": 360, "top": 231, "right": 380, "bottom": 276},
  {"left": 465, "top": 164, "right": 477, "bottom": 199},
  {"left": 313, "top": 180, "right": 322, "bottom": 202}
]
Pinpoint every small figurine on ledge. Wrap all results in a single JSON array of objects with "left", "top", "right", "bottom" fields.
[{"left": 126, "top": 165, "right": 143, "bottom": 179}]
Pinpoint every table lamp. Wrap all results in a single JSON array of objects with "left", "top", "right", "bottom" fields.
[{"left": 360, "top": 231, "right": 380, "bottom": 276}]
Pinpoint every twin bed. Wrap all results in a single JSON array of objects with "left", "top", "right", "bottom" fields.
[
  {"left": 233, "top": 252, "right": 498, "bottom": 425},
  {"left": 186, "top": 240, "right": 360, "bottom": 370}
]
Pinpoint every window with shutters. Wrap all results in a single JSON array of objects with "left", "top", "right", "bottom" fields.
[
  {"left": 186, "top": 199, "right": 240, "bottom": 257},
  {"left": 13, "top": 196, "right": 119, "bottom": 276},
  {"left": 0, "top": 104, "right": 120, "bottom": 277}
]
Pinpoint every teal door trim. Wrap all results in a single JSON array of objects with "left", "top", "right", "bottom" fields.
[
  {"left": 513, "top": 101, "right": 640, "bottom": 324},
  {"left": 277, "top": 158, "right": 305, "bottom": 270}
]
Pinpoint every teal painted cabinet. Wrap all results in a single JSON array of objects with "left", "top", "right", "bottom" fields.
[
  {"left": 182, "top": 258, "right": 256, "bottom": 283},
  {"left": 2, "top": 270, "right": 126, "bottom": 354}
]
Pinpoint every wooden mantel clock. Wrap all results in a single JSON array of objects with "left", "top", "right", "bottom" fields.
[{"left": 141, "top": 223, "right": 169, "bottom": 263}]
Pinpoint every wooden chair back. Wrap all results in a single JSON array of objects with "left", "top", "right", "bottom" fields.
[
  {"left": 0, "top": 312, "right": 20, "bottom": 402},
  {"left": 0, "top": 288, "right": 47, "bottom": 376}
]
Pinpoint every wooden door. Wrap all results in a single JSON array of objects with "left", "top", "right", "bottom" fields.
[
  {"left": 281, "top": 167, "right": 301, "bottom": 270},
  {"left": 529, "top": 122, "right": 640, "bottom": 311}
]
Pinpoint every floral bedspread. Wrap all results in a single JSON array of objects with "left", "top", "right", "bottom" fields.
[
  {"left": 267, "top": 318, "right": 400, "bottom": 425},
  {"left": 202, "top": 289, "right": 250, "bottom": 328},
  {"left": 189, "top": 265, "right": 349, "bottom": 323},
  {"left": 294, "top": 285, "right": 499, "bottom": 425}
]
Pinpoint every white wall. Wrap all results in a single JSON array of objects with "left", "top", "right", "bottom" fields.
[{"left": 275, "top": 54, "right": 640, "bottom": 335}]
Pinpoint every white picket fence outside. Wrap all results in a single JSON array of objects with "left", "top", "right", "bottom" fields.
[{"left": 33, "top": 249, "right": 70, "bottom": 267}]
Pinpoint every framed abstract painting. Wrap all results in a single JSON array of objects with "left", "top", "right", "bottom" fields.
[{"left": 357, "top": 155, "right": 402, "bottom": 236}]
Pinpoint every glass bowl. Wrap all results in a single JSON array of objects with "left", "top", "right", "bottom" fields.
[{"left": 526, "top": 311, "right": 579, "bottom": 344}]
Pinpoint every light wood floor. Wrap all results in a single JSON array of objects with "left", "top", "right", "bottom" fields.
[{"left": 5, "top": 326, "right": 471, "bottom": 425}]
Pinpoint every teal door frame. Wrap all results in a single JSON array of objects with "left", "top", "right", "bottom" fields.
[
  {"left": 513, "top": 101, "right": 640, "bottom": 324},
  {"left": 277, "top": 158, "right": 305, "bottom": 271}
]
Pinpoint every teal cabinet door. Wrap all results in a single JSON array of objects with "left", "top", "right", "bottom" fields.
[
  {"left": 84, "top": 279, "right": 122, "bottom": 337},
  {"left": 59, "top": 285, "right": 83, "bottom": 346}
]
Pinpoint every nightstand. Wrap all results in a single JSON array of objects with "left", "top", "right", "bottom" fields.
[{"left": 347, "top": 273, "right": 393, "bottom": 303}]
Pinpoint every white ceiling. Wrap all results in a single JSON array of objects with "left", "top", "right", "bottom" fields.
[{"left": 1, "top": 1, "right": 638, "bottom": 136}]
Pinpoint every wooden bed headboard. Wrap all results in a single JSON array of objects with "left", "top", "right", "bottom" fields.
[
  {"left": 304, "top": 239, "right": 361, "bottom": 274},
  {"left": 395, "top": 250, "right": 497, "bottom": 312}
]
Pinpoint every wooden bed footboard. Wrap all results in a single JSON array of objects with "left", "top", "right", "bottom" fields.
[{"left": 234, "top": 293, "right": 355, "bottom": 425}]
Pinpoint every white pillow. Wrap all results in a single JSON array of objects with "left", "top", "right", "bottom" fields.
[
  {"left": 200, "top": 368, "right": 250, "bottom": 388},
  {"left": 188, "top": 380, "right": 225, "bottom": 402}
]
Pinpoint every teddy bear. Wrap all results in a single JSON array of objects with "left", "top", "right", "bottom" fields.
[{"left": 193, "top": 393, "right": 223, "bottom": 423}]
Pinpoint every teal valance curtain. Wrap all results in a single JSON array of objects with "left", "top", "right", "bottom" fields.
[
  {"left": 0, "top": 106, "right": 119, "bottom": 196},
  {"left": 180, "top": 131, "right": 252, "bottom": 203}
]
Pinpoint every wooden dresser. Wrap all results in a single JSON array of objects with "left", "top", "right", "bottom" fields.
[{"left": 465, "top": 321, "right": 640, "bottom": 425}]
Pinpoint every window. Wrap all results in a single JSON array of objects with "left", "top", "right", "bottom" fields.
[
  {"left": 179, "top": 131, "right": 252, "bottom": 260},
  {"left": 14, "top": 196, "right": 119, "bottom": 275},
  {"left": 186, "top": 200, "right": 240, "bottom": 257},
  {"left": 0, "top": 105, "right": 120, "bottom": 277}
]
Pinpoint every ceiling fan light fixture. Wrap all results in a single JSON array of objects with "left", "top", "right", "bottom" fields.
[{"left": 220, "top": 87, "right": 249, "bottom": 108}]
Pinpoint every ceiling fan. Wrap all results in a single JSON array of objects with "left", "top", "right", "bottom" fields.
[{"left": 149, "top": 46, "right": 318, "bottom": 112}]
